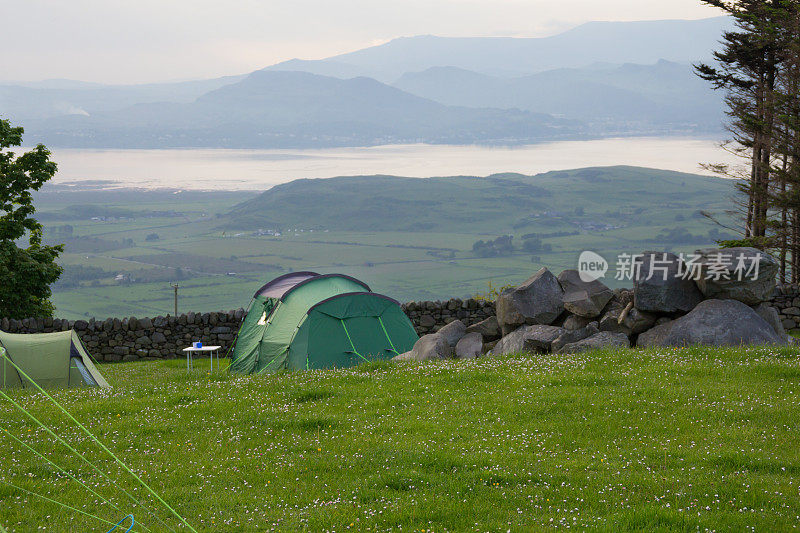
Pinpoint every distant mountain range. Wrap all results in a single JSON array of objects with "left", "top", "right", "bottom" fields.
[
  {"left": 0, "top": 75, "right": 246, "bottom": 120},
  {"left": 267, "top": 17, "right": 733, "bottom": 81},
  {"left": 1, "top": 17, "right": 732, "bottom": 149},
  {"left": 393, "top": 60, "right": 724, "bottom": 133},
  {"left": 27, "top": 71, "right": 574, "bottom": 148}
]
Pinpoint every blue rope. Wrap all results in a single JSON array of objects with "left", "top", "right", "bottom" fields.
[{"left": 106, "top": 514, "right": 135, "bottom": 533}]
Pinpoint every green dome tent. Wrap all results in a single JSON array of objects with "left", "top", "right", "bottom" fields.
[
  {"left": 0, "top": 330, "right": 109, "bottom": 389},
  {"left": 230, "top": 272, "right": 418, "bottom": 373}
]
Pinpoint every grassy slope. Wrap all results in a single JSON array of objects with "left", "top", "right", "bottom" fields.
[
  {"left": 41, "top": 167, "right": 735, "bottom": 319},
  {"left": 2, "top": 347, "right": 799, "bottom": 531}
]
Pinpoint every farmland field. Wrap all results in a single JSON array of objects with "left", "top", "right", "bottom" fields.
[
  {"left": 2, "top": 347, "right": 800, "bottom": 531},
  {"left": 38, "top": 166, "right": 736, "bottom": 319}
]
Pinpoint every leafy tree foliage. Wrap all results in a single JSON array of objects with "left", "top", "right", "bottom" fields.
[
  {"left": 521, "top": 235, "right": 553, "bottom": 253},
  {"left": 472, "top": 236, "right": 514, "bottom": 257},
  {"left": 0, "top": 119, "right": 63, "bottom": 318}
]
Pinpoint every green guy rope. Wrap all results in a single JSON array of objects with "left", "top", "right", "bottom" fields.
[
  {"left": 377, "top": 317, "right": 400, "bottom": 355},
  {"left": 258, "top": 348, "right": 288, "bottom": 374},
  {"left": 0, "top": 389, "right": 171, "bottom": 533},
  {"left": 340, "top": 320, "right": 369, "bottom": 363},
  {"left": 0, "top": 355, "right": 195, "bottom": 532},
  {"left": 0, "top": 428, "right": 151, "bottom": 533}
]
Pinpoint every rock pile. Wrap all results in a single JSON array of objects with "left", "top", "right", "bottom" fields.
[
  {"left": 1, "top": 249, "right": 792, "bottom": 365},
  {"left": 394, "top": 247, "right": 789, "bottom": 362}
]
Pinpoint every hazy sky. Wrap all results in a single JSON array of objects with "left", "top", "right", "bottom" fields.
[{"left": 1, "top": 0, "right": 723, "bottom": 84}]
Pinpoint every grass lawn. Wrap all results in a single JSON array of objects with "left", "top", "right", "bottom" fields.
[{"left": 2, "top": 347, "right": 800, "bottom": 531}]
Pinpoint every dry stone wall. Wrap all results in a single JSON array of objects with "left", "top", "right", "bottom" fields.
[
  {"left": 769, "top": 284, "right": 800, "bottom": 333},
  {"left": 0, "top": 298, "right": 495, "bottom": 363},
  {"left": 402, "top": 298, "right": 495, "bottom": 335},
  {"left": 0, "top": 311, "right": 245, "bottom": 363}
]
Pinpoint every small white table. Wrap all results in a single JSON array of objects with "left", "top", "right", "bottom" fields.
[{"left": 182, "top": 346, "right": 222, "bottom": 372}]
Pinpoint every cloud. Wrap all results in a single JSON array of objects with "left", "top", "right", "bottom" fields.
[{"left": 0, "top": 0, "right": 723, "bottom": 83}]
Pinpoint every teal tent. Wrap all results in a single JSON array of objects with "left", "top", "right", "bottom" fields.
[{"left": 230, "top": 272, "right": 418, "bottom": 373}]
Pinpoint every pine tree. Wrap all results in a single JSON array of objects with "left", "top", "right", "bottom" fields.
[
  {"left": 696, "top": 0, "right": 788, "bottom": 243},
  {"left": 770, "top": 2, "right": 800, "bottom": 281}
]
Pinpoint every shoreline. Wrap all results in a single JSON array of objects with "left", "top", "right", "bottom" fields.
[{"left": 31, "top": 137, "right": 739, "bottom": 191}]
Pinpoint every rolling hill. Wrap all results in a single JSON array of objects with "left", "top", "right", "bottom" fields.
[{"left": 224, "top": 166, "right": 734, "bottom": 233}]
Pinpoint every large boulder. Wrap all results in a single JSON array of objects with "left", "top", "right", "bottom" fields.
[
  {"left": 598, "top": 302, "right": 656, "bottom": 337},
  {"left": 562, "top": 314, "right": 594, "bottom": 331},
  {"left": 555, "top": 332, "right": 630, "bottom": 354},
  {"left": 621, "top": 306, "right": 658, "bottom": 336},
  {"left": 465, "top": 316, "right": 501, "bottom": 341},
  {"left": 694, "top": 247, "right": 779, "bottom": 305},
  {"left": 557, "top": 270, "right": 613, "bottom": 318},
  {"left": 524, "top": 325, "right": 568, "bottom": 352},
  {"left": 551, "top": 322, "right": 600, "bottom": 353},
  {"left": 455, "top": 332, "right": 483, "bottom": 359},
  {"left": 495, "top": 268, "right": 564, "bottom": 335},
  {"left": 490, "top": 324, "right": 565, "bottom": 356},
  {"left": 637, "top": 299, "right": 787, "bottom": 347},
  {"left": 393, "top": 334, "right": 454, "bottom": 361},
  {"left": 489, "top": 327, "right": 528, "bottom": 356},
  {"left": 634, "top": 252, "right": 703, "bottom": 314},
  {"left": 436, "top": 319, "right": 466, "bottom": 347},
  {"left": 598, "top": 304, "right": 627, "bottom": 334},
  {"left": 752, "top": 303, "right": 787, "bottom": 340},
  {"left": 613, "top": 288, "right": 635, "bottom": 308}
]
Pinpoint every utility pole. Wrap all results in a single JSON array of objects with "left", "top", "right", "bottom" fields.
[{"left": 170, "top": 283, "right": 179, "bottom": 316}]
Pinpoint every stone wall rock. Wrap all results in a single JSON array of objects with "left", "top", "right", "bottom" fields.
[
  {"left": 496, "top": 268, "right": 564, "bottom": 334},
  {"left": 556, "top": 331, "right": 630, "bottom": 354},
  {"left": 0, "top": 309, "right": 247, "bottom": 363},
  {"left": 401, "top": 298, "right": 495, "bottom": 336},
  {"left": 768, "top": 283, "right": 800, "bottom": 333},
  {"left": 557, "top": 269, "right": 613, "bottom": 318},
  {"left": 694, "top": 247, "right": 779, "bottom": 305},
  {"left": 636, "top": 299, "right": 786, "bottom": 348},
  {"left": 455, "top": 332, "right": 483, "bottom": 359},
  {"left": 394, "top": 334, "right": 454, "bottom": 362},
  {"left": 633, "top": 251, "right": 703, "bottom": 314}
]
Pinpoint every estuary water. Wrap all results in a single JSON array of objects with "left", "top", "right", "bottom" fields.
[{"left": 44, "top": 137, "right": 741, "bottom": 191}]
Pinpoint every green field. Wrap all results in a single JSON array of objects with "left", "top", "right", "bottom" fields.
[
  {"left": 2, "top": 347, "right": 800, "bottom": 531},
  {"left": 38, "top": 166, "right": 736, "bottom": 319}
]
